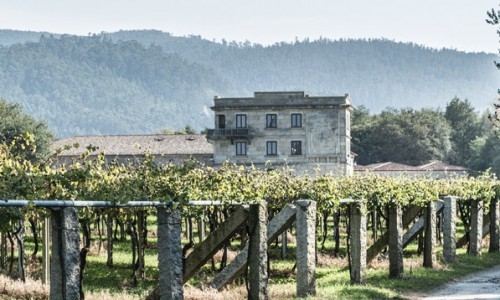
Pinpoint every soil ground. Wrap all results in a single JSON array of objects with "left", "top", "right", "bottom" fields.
[{"left": 421, "top": 264, "right": 500, "bottom": 300}]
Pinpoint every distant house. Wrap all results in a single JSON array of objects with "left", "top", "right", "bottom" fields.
[
  {"left": 354, "top": 161, "right": 468, "bottom": 178},
  {"left": 52, "top": 134, "right": 213, "bottom": 166},
  {"left": 206, "top": 91, "right": 354, "bottom": 175}
]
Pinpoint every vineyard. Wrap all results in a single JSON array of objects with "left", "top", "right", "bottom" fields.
[{"left": 1, "top": 138, "right": 500, "bottom": 299}]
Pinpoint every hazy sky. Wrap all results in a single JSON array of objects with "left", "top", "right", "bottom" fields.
[{"left": 1, "top": 0, "right": 498, "bottom": 53}]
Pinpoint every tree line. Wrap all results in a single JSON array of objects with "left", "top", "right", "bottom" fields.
[{"left": 352, "top": 97, "right": 500, "bottom": 176}]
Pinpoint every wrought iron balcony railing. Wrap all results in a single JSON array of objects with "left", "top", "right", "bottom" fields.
[{"left": 206, "top": 128, "right": 250, "bottom": 139}]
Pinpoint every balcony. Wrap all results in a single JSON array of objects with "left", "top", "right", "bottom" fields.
[{"left": 206, "top": 128, "right": 250, "bottom": 140}]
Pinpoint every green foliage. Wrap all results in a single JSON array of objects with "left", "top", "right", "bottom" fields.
[
  {"left": 0, "top": 99, "right": 53, "bottom": 162},
  {"left": 486, "top": 4, "right": 500, "bottom": 129},
  {"left": 0, "top": 30, "right": 498, "bottom": 137},
  {"left": 0, "top": 34, "right": 221, "bottom": 137},
  {"left": 0, "top": 137, "right": 498, "bottom": 230},
  {"left": 158, "top": 125, "right": 197, "bottom": 135},
  {"left": 445, "top": 97, "right": 481, "bottom": 166},
  {"left": 352, "top": 107, "right": 451, "bottom": 165}
]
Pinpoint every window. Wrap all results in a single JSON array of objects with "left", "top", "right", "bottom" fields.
[
  {"left": 217, "top": 115, "right": 226, "bottom": 129},
  {"left": 236, "top": 114, "right": 247, "bottom": 128},
  {"left": 291, "top": 141, "right": 302, "bottom": 155},
  {"left": 266, "top": 114, "right": 277, "bottom": 128},
  {"left": 236, "top": 142, "right": 247, "bottom": 156},
  {"left": 291, "top": 113, "right": 302, "bottom": 128},
  {"left": 266, "top": 141, "right": 277, "bottom": 155}
]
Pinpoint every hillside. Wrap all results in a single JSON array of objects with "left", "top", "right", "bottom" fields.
[
  {"left": 0, "top": 33, "right": 222, "bottom": 137},
  {"left": 0, "top": 29, "right": 498, "bottom": 137}
]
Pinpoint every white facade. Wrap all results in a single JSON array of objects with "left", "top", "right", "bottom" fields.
[{"left": 206, "top": 91, "right": 353, "bottom": 175}]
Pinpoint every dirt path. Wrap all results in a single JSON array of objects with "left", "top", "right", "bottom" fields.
[{"left": 421, "top": 264, "right": 500, "bottom": 300}]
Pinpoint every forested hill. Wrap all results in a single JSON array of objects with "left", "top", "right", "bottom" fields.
[
  {"left": 0, "top": 29, "right": 498, "bottom": 137},
  {"left": 0, "top": 33, "right": 222, "bottom": 137}
]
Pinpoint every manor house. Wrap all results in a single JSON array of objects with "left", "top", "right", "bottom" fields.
[{"left": 206, "top": 91, "right": 354, "bottom": 175}]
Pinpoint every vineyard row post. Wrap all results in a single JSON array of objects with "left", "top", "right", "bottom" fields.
[
  {"left": 443, "top": 196, "right": 457, "bottom": 263},
  {"left": 388, "top": 204, "right": 404, "bottom": 278},
  {"left": 50, "top": 207, "right": 81, "bottom": 300},
  {"left": 423, "top": 201, "right": 437, "bottom": 268},
  {"left": 470, "top": 199, "right": 484, "bottom": 256},
  {"left": 490, "top": 198, "right": 500, "bottom": 252},
  {"left": 349, "top": 201, "right": 367, "bottom": 284}
]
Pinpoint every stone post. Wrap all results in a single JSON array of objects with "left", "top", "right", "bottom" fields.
[
  {"left": 469, "top": 199, "right": 483, "bottom": 256},
  {"left": 42, "top": 217, "right": 51, "bottom": 284},
  {"left": 443, "top": 196, "right": 457, "bottom": 263},
  {"left": 296, "top": 200, "right": 317, "bottom": 297},
  {"left": 157, "top": 206, "right": 183, "bottom": 300},
  {"left": 248, "top": 200, "right": 268, "bottom": 300},
  {"left": 423, "top": 201, "right": 437, "bottom": 268},
  {"left": 388, "top": 204, "right": 403, "bottom": 279},
  {"left": 349, "top": 201, "right": 366, "bottom": 284},
  {"left": 489, "top": 198, "right": 499, "bottom": 252},
  {"left": 50, "top": 208, "right": 80, "bottom": 300}
]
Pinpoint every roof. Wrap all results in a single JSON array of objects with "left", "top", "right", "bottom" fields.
[
  {"left": 418, "top": 161, "right": 468, "bottom": 171},
  {"left": 354, "top": 161, "right": 468, "bottom": 172},
  {"left": 354, "top": 162, "right": 420, "bottom": 172},
  {"left": 52, "top": 134, "right": 214, "bottom": 157}
]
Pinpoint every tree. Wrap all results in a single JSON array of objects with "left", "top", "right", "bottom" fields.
[
  {"left": 444, "top": 98, "right": 481, "bottom": 166},
  {"left": 487, "top": 4, "right": 500, "bottom": 129},
  {"left": 158, "top": 125, "right": 197, "bottom": 135},
  {"left": 352, "top": 108, "right": 452, "bottom": 165},
  {"left": 351, "top": 105, "right": 375, "bottom": 164},
  {"left": 0, "top": 99, "right": 53, "bottom": 161}
]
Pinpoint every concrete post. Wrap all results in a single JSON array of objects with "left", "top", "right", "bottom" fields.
[
  {"left": 423, "top": 201, "right": 437, "bottom": 268},
  {"left": 50, "top": 208, "right": 80, "bottom": 300},
  {"left": 388, "top": 204, "right": 403, "bottom": 279},
  {"left": 349, "top": 202, "right": 366, "bottom": 284},
  {"left": 469, "top": 199, "right": 483, "bottom": 256},
  {"left": 443, "top": 196, "right": 457, "bottom": 263},
  {"left": 248, "top": 200, "right": 268, "bottom": 300},
  {"left": 42, "top": 217, "right": 51, "bottom": 285},
  {"left": 296, "top": 200, "right": 317, "bottom": 296},
  {"left": 157, "top": 207, "right": 183, "bottom": 300},
  {"left": 489, "top": 198, "right": 499, "bottom": 252}
]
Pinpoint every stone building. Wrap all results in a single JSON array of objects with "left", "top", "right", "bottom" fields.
[
  {"left": 354, "top": 161, "right": 468, "bottom": 178},
  {"left": 206, "top": 91, "right": 353, "bottom": 175}
]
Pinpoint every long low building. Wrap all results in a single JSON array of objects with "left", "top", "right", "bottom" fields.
[
  {"left": 354, "top": 161, "right": 468, "bottom": 178},
  {"left": 52, "top": 134, "right": 214, "bottom": 166}
]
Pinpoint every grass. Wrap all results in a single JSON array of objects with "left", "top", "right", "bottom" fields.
[{"left": 1, "top": 216, "right": 500, "bottom": 299}]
